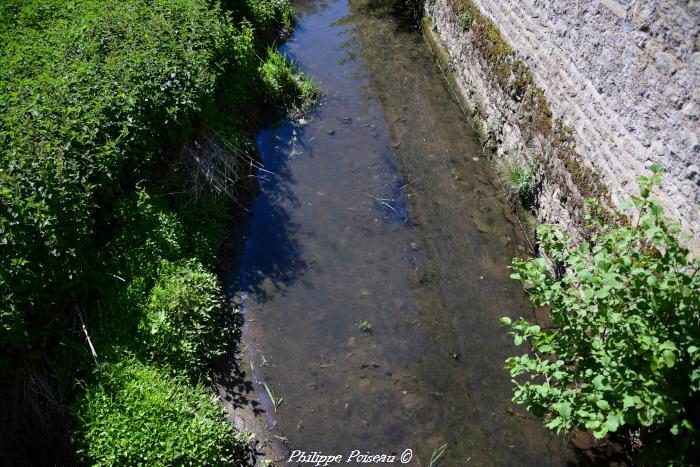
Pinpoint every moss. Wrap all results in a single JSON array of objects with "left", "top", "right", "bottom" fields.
[
  {"left": 423, "top": 16, "right": 493, "bottom": 147},
  {"left": 448, "top": 0, "right": 552, "bottom": 137},
  {"left": 450, "top": 0, "right": 512, "bottom": 77},
  {"left": 442, "top": 0, "right": 617, "bottom": 222},
  {"left": 422, "top": 17, "right": 451, "bottom": 70}
]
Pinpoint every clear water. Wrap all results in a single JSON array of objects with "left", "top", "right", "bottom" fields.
[{"left": 227, "top": 0, "right": 578, "bottom": 464}]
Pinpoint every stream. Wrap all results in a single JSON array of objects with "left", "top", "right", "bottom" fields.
[{"left": 227, "top": 0, "right": 578, "bottom": 464}]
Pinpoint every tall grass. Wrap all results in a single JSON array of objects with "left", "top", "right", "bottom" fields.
[{"left": 495, "top": 154, "right": 538, "bottom": 204}]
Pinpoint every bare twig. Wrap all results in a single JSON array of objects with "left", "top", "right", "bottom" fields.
[
  {"left": 76, "top": 306, "right": 98, "bottom": 365},
  {"left": 107, "top": 272, "right": 126, "bottom": 282},
  {"left": 364, "top": 192, "right": 398, "bottom": 213}
]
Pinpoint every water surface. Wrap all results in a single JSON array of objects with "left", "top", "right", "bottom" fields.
[{"left": 229, "top": 1, "right": 577, "bottom": 464}]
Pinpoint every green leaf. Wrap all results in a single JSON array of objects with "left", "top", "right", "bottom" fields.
[
  {"left": 605, "top": 413, "right": 621, "bottom": 432},
  {"left": 545, "top": 417, "right": 563, "bottom": 430},
  {"left": 592, "top": 375, "right": 606, "bottom": 390},
  {"left": 661, "top": 349, "right": 676, "bottom": 368},
  {"left": 500, "top": 166, "right": 698, "bottom": 457},
  {"left": 595, "top": 288, "right": 610, "bottom": 299},
  {"left": 554, "top": 402, "right": 572, "bottom": 418}
]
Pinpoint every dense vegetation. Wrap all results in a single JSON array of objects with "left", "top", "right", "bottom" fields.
[
  {"left": 0, "top": 0, "right": 316, "bottom": 463},
  {"left": 74, "top": 359, "right": 251, "bottom": 465},
  {"left": 502, "top": 169, "right": 700, "bottom": 463}
]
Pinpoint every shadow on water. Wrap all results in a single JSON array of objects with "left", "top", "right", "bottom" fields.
[
  {"left": 229, "top": 123, "right": 311, "bottom": 302},
  {"left": 221, "top": 0, "right": 594, "bottom": 465}
]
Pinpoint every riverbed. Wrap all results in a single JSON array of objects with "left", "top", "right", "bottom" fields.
[{"left": 226, "top": 0, "right": 578, "bottom": 464}]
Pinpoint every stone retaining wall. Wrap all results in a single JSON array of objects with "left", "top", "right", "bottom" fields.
[{"left": 425, "top": 0, "right": 699, "bottom": 252}]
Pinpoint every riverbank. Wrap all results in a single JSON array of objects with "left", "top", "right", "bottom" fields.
[{"left": 0, "top": 0, "right": 316, "bottom": 463}]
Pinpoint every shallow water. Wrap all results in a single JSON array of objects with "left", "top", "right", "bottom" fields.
[{"left": 228, "top": 0, "right": 578, "bottom": 464}]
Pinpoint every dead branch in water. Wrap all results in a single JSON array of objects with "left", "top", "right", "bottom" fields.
[{"left": 364, "top": 192, "right": 398, "bottom": 213}]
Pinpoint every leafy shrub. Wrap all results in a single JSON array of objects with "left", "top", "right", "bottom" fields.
[
  {"left": 109, "top": 190, "right": 185, "bottom": 282},
  {"left": 73, "top": 358, "right": 249, "bottom": 466},
  {"left": 0, "top": 0, "right": 316, "bottom": 462},
  {"left": 227, "top": 0, "right": 294, "bottom": 35},
  {"left": 0, "top": 0, "right": 248, "bottom": 359},
  {"left": 501, "top": 167, "right": 700, "bottom": 461},
  {"left": 495, "top": 154, "right": 537, "bottom": 204},
  {"left": 141, "top": 259, "right": 230, "bottom": 377},
  {"left": 172, "top": 193, "right": 233, "bottom": 270}
]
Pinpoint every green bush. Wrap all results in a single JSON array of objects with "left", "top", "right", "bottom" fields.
[
  {"left": 172, "top": 193, "right": 233, "bottom": 270},
  {"left": 0, "top": 0, "right": 248, "bottom": 357},
  {"left": 501, "top": 167, "right": 699, "bottom": 461},
  {"left": 73, "top": 358, "right": 249, "bottom": 466},
  {"left": 141, "top": 259, "right": 230, "bottom": 377},
  {"left": 226, "top": 0, "right": 294, "bottom": 35},
  {"left": 1, "top": 0, "right": 317, "bottom": 462},
  {"left": 0, "top": 0, "right": 315, "bottom": 361},
  {"left": 109, "top": 190, "right": 186, "bottom": 282},
  {"left": 84, "top": 188, "right": 236, "bottom": 359},
  {"left": 259, "top": 46, "right": 320, "bottom": 111}
]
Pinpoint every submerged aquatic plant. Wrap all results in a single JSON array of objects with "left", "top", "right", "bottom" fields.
[
  {"left": 263, "top": 382, "right": 284, "bottom": 412},
  {"left": 356, "top": 321, "right": 373, "bottom": 332}
]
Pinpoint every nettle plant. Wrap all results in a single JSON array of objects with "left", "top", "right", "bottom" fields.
[{"left": 501, "top": 166, "right": 699, "bottom": 447}]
